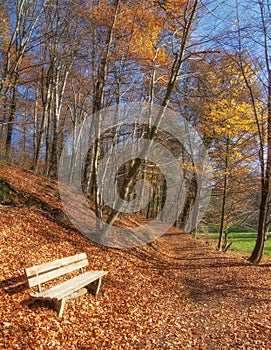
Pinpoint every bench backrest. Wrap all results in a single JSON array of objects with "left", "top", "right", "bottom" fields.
[{"left": 25, "top": 253, "right": 89, "bottom": 291}]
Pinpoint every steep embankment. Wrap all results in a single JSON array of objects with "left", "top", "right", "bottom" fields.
[{"left": 1, "top": 163, "right": 271, "bottom": 349}]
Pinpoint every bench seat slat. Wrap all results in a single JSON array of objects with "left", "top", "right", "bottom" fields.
[{"left": 30, "top": 270, "right": 107, "bottom": 300}]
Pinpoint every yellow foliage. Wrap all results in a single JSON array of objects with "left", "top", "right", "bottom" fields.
[
  {"left": 88, "top": 0, "right": 187, "bottom": 68},
  {"left": 204, "top": 98, "right": 257, "bottom": 139}
]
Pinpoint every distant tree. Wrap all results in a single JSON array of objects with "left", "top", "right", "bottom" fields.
[
  {"left": 99, "top": 0, "right": 200, "bottom": 243},
  {"left": 32, "top": 0, "right": 79, "bottom": 177},
  {"left": 0, "top": 0, "right": 46, "bottom": 158},
  {"left": 174, "top": 53, "right": 259, "bottom": 245},
  {"left": 233, "top": 0, "right": 271, "bottom": 263}
]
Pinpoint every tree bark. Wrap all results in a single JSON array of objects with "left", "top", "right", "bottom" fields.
[{"left": 218, "top": 137, "right": 229, "bottom": 251}]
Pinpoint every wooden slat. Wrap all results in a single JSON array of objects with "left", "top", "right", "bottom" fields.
[
  {"left": 42, "top": 271, "right": 107, "bottom": 300},
  {"left": 25, "top": 253, "right": 87, "bottom": 277},
  {"left": 27, "top": 259, "right": 89, "bottom": 288},
  {"left": 30, "top": 270, "right": 108, "bottom": 300}
]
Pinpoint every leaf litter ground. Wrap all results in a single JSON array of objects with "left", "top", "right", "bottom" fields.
[{"left": 0, "top": 164, "right": 271, "bottom": 349}]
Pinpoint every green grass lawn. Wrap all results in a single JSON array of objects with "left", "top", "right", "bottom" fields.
[{"left": 199, "top": 230, "right": 271, "bottom": 256}]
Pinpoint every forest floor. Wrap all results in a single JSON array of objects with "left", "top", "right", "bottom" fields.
[{"left": 1, "top": 163, "right": 271, "bottom": 349}]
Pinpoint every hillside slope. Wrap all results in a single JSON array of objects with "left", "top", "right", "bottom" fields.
[{"left": 1, "top": 163, "right": 271, "bottom": 349}]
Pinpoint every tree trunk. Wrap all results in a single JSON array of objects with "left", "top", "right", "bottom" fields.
[
  {"left": 248, "top": 2, "right": 271, "bottom": 262},
  {"left": 218, "top": 137, "right": 229, "bottom": 250},
  {"left": 249, "top": 75, "right": 271, "bottom": 263},
  {"left": 5, "top": 83, "right": 17, "bottom": 159}
]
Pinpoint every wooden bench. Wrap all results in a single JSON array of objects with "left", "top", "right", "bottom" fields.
[{"left": 25, "top": 253, "right": 108, "bottom": 317}]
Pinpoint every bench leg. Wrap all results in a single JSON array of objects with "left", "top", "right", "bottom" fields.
[
  {"left": 87, "top": 277, "right": 102, "bottom": 296},
  {"left": 58, "top": 299, "right": 66, "bottom": 317},
  {"left": 52, "top": 299, "right": 66, "bottom": 317}
]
